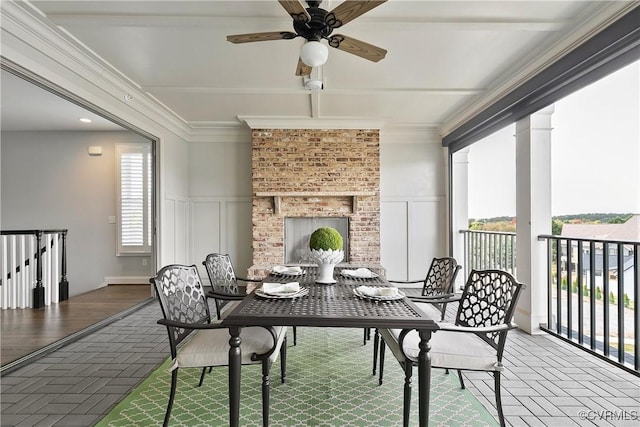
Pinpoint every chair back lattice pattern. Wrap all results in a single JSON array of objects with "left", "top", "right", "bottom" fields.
[
  {"left": 422, "top": 257, "right": 460, "bottom": 297},
  {"left": 455, "top": 269, "right": 523, "bottom": 347},
  {"left": 203, "top": 253, "right": 240, "bottom": 295},
  {"left": 152, "top": 264, "right": 211, "bottom": 350}
]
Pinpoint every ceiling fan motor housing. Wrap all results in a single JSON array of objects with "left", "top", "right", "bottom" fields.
[{"left": 294, "top": 6, "right": 334, "bottom": 41}]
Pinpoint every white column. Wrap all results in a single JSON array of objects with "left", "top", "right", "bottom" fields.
[
  {"left": 451, "top": 148, "right": 470, "bottom": 289},
  {"left": 515, "top": 105, "right": 554, "bottom": 334}
]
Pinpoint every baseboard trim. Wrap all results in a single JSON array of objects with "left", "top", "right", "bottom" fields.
[{"left": 104, "top": 276, "right": 150, "bottom": 285}]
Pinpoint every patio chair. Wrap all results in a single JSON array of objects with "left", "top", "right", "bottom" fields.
[
  {"left": 371, "top": 257, "right": 461, "bottom": 375},
  {"left": 203, "top": 252, "right": 299, "bottom": 345},
  {"left": 394, "top": 256, "right": 461, "bottom": 320},
  {"left": 377, "top": 269, "right": 524, "bottom": 427},
  {"left": 151, "top": 264, "right": 287, "bottom": 427}
]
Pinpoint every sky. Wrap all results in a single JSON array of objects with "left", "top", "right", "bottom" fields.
[{"left": 467, "top": 60, "right": 639, "bottom": 219}]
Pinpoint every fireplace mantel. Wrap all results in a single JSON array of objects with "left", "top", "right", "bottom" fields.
[{"left": 255, "top": 191, "right": 376, "bottom": 214}]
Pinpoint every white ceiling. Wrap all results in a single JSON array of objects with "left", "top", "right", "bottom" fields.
[
  {"left": 1, "top": 1, "right": 636, "bottom": 134},
  {"left": 1, "top": 70, "right": 124, "bottom": 131}
]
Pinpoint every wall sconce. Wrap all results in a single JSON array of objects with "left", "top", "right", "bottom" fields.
[{"left": 88, "top": 146, "right": 103, "bottom": 156}]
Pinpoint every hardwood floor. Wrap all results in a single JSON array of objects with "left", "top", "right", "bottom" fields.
[{"left": 0, "top": 284, "right": 153, "bottom": 367}]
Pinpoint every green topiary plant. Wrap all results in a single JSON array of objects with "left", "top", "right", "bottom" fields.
[{"left": 309, "top": 227, "right": 343, "bottom": 251}]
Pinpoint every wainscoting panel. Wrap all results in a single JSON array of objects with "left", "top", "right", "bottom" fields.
[
  {"left": 189, "top": 198, "right": 253, "bottom": 280},
  {"left": 223, "top": 200, "right": 253, "bottom": 275},
  {"left": 381, "top": 201, "right": 409, "bottom": 280},
  {"left": 164, "top": 195, "right": 189, "bottom": 266},
  {"left": 191, "top": 200, "right": 222, "bottom": 270},
  {"left": 381, "top": 198, "right": 444, "bottom": 282},
  {"left": 408, "top": 200, "right": 445, "bottom": 280}
]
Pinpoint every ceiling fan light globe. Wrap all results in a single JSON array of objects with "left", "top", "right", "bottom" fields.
[{"left": 300, "top": 41, "right": 328, "bottom": 67}]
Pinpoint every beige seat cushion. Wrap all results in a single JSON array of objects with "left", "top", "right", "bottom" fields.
[
  {"left": 379, "top": 327, "right": 500, "bottom": 372},
  {"left": 170, "top": 325, "right": 286, "bottom": 371}
]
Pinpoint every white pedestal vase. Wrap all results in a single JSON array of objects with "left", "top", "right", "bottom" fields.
[{"left": 309, "top": 249, "right": 344, "bottom": 284}]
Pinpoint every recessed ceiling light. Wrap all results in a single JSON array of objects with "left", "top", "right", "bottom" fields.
[{"left": 79, "top": 118, "right": 92, "bottom": 123}]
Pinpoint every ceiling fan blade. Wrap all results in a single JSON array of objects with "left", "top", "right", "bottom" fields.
[
  {"left": 325, "top": 0, "right": 387, "bottom": 29},
  {"left": 278, "top": 0, "right": 311, "bottom": 23},
  {"left": 227, "top": 31, "right": 297, "bottom": 44},
  {"left": 295, "top": 58, "right": 312, "bottom": 76},
  {"left": 328, "top": 34, "right": 387, "bottom": 62}
]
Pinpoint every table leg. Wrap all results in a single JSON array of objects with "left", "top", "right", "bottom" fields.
[
  {"left": 229, "top": 326, "right": 242, "bottom": 427},
  {"left": 418, "top": 329, "right": 432, "bottom": 427}
]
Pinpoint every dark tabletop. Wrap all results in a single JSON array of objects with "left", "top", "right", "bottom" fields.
[{"left": 222, "top": 266, "right": 438, "bottom": 331}]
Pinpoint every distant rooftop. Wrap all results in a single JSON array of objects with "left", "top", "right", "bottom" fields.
[{"left": 561, "top": 214, "right": 640, "bottom": 242}]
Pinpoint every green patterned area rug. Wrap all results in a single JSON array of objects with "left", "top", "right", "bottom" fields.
[{"left": 97, "top": 327, "right": 498, "bottom": 426}]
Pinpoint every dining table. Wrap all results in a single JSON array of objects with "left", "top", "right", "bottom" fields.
[{"left": 221, "top": 265, "right": 439, "bottom": 427}]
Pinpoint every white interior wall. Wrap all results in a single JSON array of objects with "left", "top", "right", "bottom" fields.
[
  {"left": 380, "top": 136, "right": 447, "bottom": 281},
  {"left": 187, "top": 138, "right": 253, "bottom": 279},
  {"left": 1, "top": 9, "right": 192, "bottom": 277},
  {"left": 1, "top": 131, "right": 152, "bottom": 296}
]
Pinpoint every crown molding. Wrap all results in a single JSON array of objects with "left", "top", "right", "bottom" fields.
[
  {"left": 380, "top": 125, "right": 442, "bottom": 144},
  {"left": 1, "top": 0, "right": 191, "bottom": 141},
  {"left": 187, "top": 123, "right": 251, "bottom": 144},
  {"left": 238, "top": 116, "right": 385, "bottom": 130},
  {"left": 182, "top": 122, "right": 442, "bottom": 144}
]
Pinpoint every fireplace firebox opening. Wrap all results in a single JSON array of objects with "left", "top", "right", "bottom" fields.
[{"left": 284, "top": 217, "right": 349, "bottom": 264}]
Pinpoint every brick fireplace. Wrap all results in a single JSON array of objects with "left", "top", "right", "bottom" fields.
[{"left": 249, "top": 128, "right": 381, "bottom": 277}]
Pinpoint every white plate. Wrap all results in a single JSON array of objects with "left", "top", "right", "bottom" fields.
[
  {"left": 340, "top": 269, "right": 378, "bottom": 279},
  {"left": 271, "top": 266, "right": 305, "bottom": 276},
  {"left": 255, "top": 287, "right": 308, "bottom": 299},
  {"left": 352, "top": 288, "right": 405, "bottom": 301}
]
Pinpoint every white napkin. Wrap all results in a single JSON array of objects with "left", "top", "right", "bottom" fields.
[
  {"left": 343, "top": 268, "right": 376, "bottom": 278},
  {"left": 356, "top": 285, "right": 398, "bottom": 297},
  {"left": 272, "top": 265, "right": 303, "bottom": 275},
  {"left": 262, "top": 282, "right": 301, "bottom": 295}
]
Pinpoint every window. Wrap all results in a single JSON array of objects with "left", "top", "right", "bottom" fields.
[{"left": 116, "top": 144, "right": 152, "bottom": 255}]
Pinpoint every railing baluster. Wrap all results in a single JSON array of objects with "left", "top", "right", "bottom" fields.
[
  {"left": 492, "top": 233, "right": 497, "bottom": 269},
  {"left": 9, "top": 235, "right": 17, "bottom": 308},
  {"left": 18, "top": 235, "right": 28, "bottom": 308},
  {"left": 617, "top": 243, "right": 624, "bottom": 364},
  {"left": 577, "top": 240, "right": 584, "bottom": 345},
  {"left": 556, "top": 239, "right": 563, "bottom": 335},
  {"left": 590, "top": 241, "right": 596, "bottom": 351},
  {"left": 547, "top": 238, "right": 553, "bottom": 329},
  {"left": 634, "top": 245, "right": 639, "bottom": 371},
  {"left": 603, "top": 242, "right": 610, "bottom": 357},
  {"left": 480, "top": 232, "right": 485, "bottom": 269},
  {"left": 1, "top": 236, "right": 6, "bottom": 308},
  {"left": 567, "top": 239, "right": 573, "bottom": 339}
]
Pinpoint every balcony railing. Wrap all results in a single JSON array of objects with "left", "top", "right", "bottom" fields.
[
  {"left": 459, "top": 229, "right": 517, "bottom": 276},
  {"left": 538, "top": 235, "right": 638, "bottom": 375},
  {"left": 460, "top": 229, "right": 638, "bottom": 375}
]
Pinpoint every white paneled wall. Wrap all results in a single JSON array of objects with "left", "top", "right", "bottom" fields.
[
  {"left": 190, "top": 198, "right": 252, "bottom": 282},
  {"left": 164, "top": 195, "right": 189, "bottom": 265},
  {"left": 185, "top": 130, "right": 447, "bottom": 285},
  {"left": 381, "top": 198, "right": 445, "bottom": 282}
]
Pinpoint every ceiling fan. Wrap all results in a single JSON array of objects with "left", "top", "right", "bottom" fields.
[{"left": 227, "top": 0, "right": 387, "bottom": 76}]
